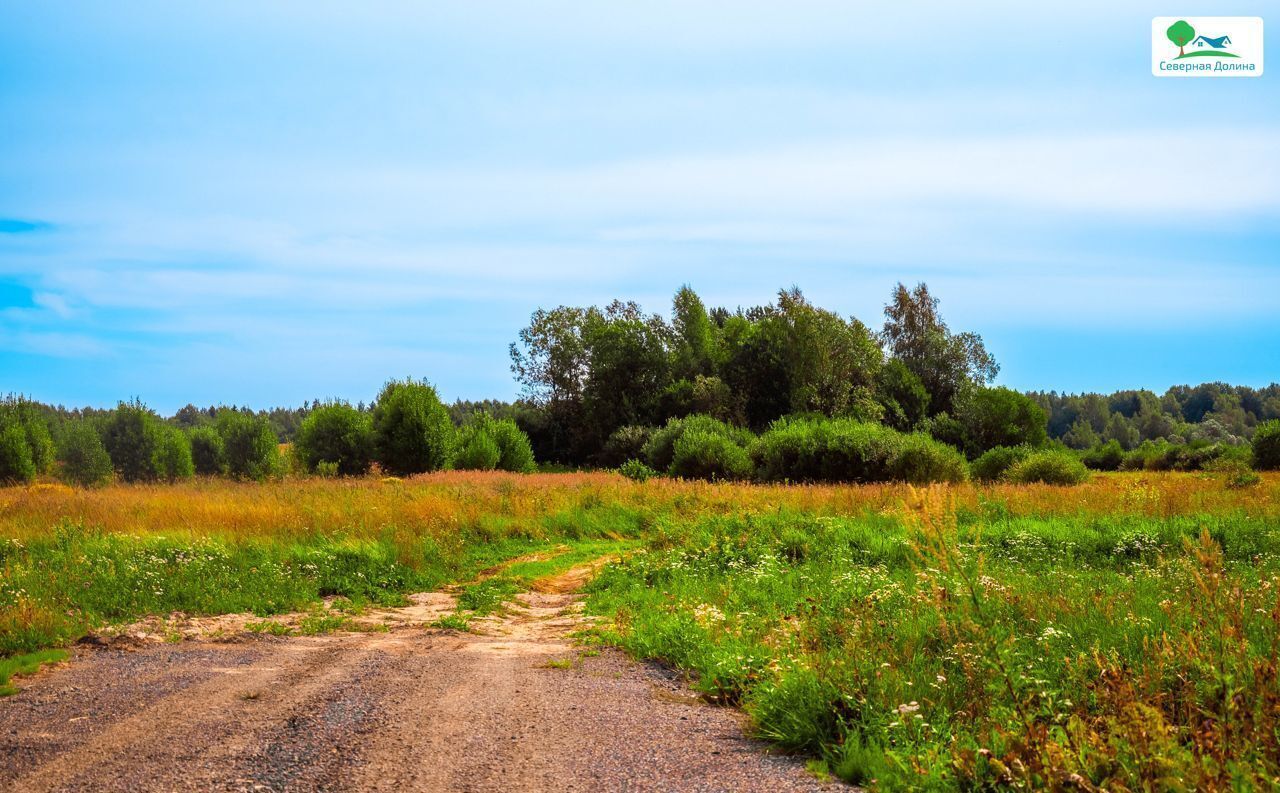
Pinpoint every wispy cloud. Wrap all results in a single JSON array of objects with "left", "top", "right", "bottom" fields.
[{"left": 0, "top": 2, "right": 1277, "bottom": 409}]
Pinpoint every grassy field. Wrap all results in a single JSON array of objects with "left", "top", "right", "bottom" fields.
[{"left": 2, "top": 471, "right": 1279, "bottom": 789}]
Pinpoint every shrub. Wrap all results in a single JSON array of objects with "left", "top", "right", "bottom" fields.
[
  {"left": 618, "top": 459, "right": 658, "bottom": 482},
  {"left": 1254, "top": 420, "right": 1280, "bottom": 470},
  {"left": 753, "top": 417, "right": 897, "bottom": 483},
  {"left": 100, "top": 400, "right": 164, "bottom": 482},
  {"left": 57, "top": 422, "right": 113, "bottom": 487},
  {"left": 189, "top": 426, "right": 226, "bottom": 476},
  {"left": 643, "top": 415, "right": 753, "bottom": 474},
  {"left": 889, "top": 433, "right": 969, "bottom": 484},
  {"left": 1121, "top": 439, "right": 1171, "bottom": 471},
  {"left": 154, "top": 427, "right": 194, "bottom": 482},
  {"left": 599, "top": 425, "right": 654, "bottom": 468},
  {"left": 372, "top": 379, "right": 454, "bottom": 476},
  {"left": 294, "top": 403, "right": 374, "bottom": 476},
  {"left": 921, "top": 412, "right": 966, "bottom": 452},
  {"left": 0, "top": 424, "right": 36, "bottom": 484},
  {"left": 453, "top": 413, "right": 535, "bottom": 472},
  {"left": 1122, "top": 439, "right": 1250, "bottom": 473},
  {"left": 1003, "top": 450, "right": 1090, "bottom": 485},
  {"left": 1081, "top": 439, "right": 1124, "bottom": 471},
  {"left": 0, "top": 397, "right": 55, "bottom": 476},
  {"left": 669, "top": 429, "right": 753, "bottom": 481},
  {"left": 971, "top": 445, "right": 1032, "bottom": 482},
  {"left": 1207, "top": 458, "right": 1261, "bottom": 489},
  {"left": 486, "top": 417, "right": 536, "bottom": 472},
  {"left": 454, "top": 429, "right": 501, "bottom": 471},
  {"left": 215, "top": 411, "right": 280, "bottom": 481},
  {"left": 752, "top": 416, "right": 964, "bottom": 484}
]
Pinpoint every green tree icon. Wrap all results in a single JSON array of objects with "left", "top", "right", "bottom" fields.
[{"left": 1166, "top": 20, "right": 1195, "bottom": 57}]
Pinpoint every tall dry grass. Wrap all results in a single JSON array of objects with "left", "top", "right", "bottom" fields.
[{"left": 2, "top": 471, "right": 1276, "bottom": 542}]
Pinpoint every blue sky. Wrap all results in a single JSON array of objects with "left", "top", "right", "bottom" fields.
[{"left": 1, "top": 1, "right": 1277, "bottom": 412}]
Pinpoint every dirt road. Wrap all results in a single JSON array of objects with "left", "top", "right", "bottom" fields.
[{"left": 0, "top": 568, "right": 838, "bottom": 792}]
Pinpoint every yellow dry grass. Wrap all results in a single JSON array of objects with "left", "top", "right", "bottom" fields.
[{"left": 0, "top": 470, "right": 1275, "bottom": 542}]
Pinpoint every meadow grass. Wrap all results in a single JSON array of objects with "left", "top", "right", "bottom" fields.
[
  {"left": 1, "top": 471, "right": 1278, "bottom": 788},
  {"left": 0, "top": 649, "right": 68, "bottom": 696},
  {"left": 584, "top": 485, "right": 1280, "bottom": 789}
]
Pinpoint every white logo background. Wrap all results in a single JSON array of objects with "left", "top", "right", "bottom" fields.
[{"left": 1152, "top": 16, "right": 1264, "bottom": 77}]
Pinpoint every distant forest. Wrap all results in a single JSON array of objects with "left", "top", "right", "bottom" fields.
[{"left": 21, "top": 282, "right": 1279, "bottom": 467}]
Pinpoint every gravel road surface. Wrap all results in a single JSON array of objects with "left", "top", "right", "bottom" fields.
[{"left": 0, "top": 573, "right": 840, "bottom": 792}]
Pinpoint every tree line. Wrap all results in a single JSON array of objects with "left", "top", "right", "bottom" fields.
[
  {"left": 2, "top": 281, "right": 1277, "bottom": 487},
  {"left": 500, "top": 282, "right": 1277, "bottom": 482},
  {"left": 0, "top": 381, "right": 533, "bottom": 487}
]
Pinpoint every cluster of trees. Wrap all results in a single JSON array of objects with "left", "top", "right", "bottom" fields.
[
  {"left": 0, "top": 381, "right": 535, "bottom": 487},
  {"left": 508, "top": 283, "right": 1032, "bottom": 467},
  {"left": 42, "top": 402, "right": 316, "bottom": 445},
  {"left": 1032, "top": 384, "right": 1280, "bottom": 451}
]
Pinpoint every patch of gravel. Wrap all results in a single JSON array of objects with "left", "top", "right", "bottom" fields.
[{"left": 1, "top": 578, "right": 845, "bottom": 792}]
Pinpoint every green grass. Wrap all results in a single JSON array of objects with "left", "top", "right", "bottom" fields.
[
  {"left": 455, "top": 577, "right": 523, "bottom": 614},
  {"left": 429, "top": 613, "right": 472, "bottom": 632},
  {"left": 584, "top": 506, "right": 1280, "bottom": 789},
  {"left": 245, "top": 619, "right": 294, "bottom": 636},
  {"left": 5, "top": 476, "right": 1279, "bottom": 787},
  {"left": 1177, "top": 50, "right": 1240, "bottom": 58},
  {"left": 0, "top": 510, "right": 645, "bottom": 657},
  {"left": 453, "top": 539, "right": 638, "bottom": 616},
  {"left": 0, "top": 649, "right": 68, "bottom": 696},
  {"left": 543, "top": 657, "right": 575, "bottom": 669}
]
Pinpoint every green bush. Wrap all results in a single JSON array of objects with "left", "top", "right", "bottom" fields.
[
  {"left": 1081, "top": 439, "right": 1124, "bottom": 471},
  {"left": 154, "top": 427, "right": 194, "bottom": 482},
  {"left": 454, "top": 429, "right": 501, "bottom": 471},
  {"left": 1254, "top": 420, "right": 1280, "bottom": 470},
  {"left": 1122, "top": 439, "right": 1249, "bottom": 473},
  {"left": 0, "top": 423, "right": 36, "bottom": 484},
  {"left": 921, "top": 412, "right": 967, "bottom": 452},
  {"left": 486, "top": 416, "right": 536, "bottom": 472},
  {"left": 294, "top": 403, "right": 374, "bottom": 476},
  {"left": 599, "top": 425, "right": 654, "bottom": 468},
  {"left": 372, "top": 379, "right": 454, "bottom": 476},
  {"left": 752, "top": 416, "right": 964, "bottom": 484},
  {"left": 643, "top": 415, "right": 753, "bottom": 474},
  {"left": 57, "top": 421, "right": 113, "bottom": 487},
  {"left": 188, "top": 426, "right": 226, "bottom": 476},
  {"left": 101, "top": 400, "right": 164, "bottom": 482},
  {"left": 618, "top": 459, "right": 658, "bottom": 482},
  {"left": 888, "top": 433, "right": 969, "bottom": 484},
  {"left": 453, "top": 413, "right": 535, "bottom": 472},
  {"left": 669, "top": 429, "right": 753, "bottom": 481},
  {"left": 0, "top": 397, "right": 55, "bottom": 476},
  {"left": 1003, "top": 449, "right": 1090, "bottom": 485},
  {"left": 1207, "top": 458, "right": 1261, "bottom": 489},
  {"left": 1121, "top": 439, "right": 1171, "bottom": 471},
  {"left": 970, "top": 445, "right": 1032, "bottom": 482},
  {"left": 215, "top": 411, "right": 280, "bottom": 481},
  {"left": 753, "top": 417, "right": 897, "bottom": 483}
]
